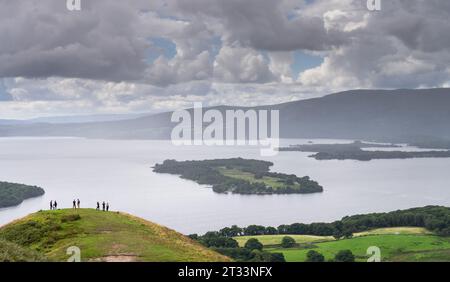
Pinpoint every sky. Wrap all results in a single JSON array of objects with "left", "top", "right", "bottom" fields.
[{"left": 0, "top": 0, "right": 450, "bottom": 119}]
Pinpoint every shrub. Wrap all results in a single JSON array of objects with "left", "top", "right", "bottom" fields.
[
  {"left": 305, "top": 250, "right": 325, "bottom": 262},
  {"left": 244, "top": 238, "right": 263, "bottom": 251},
  {"left": 334, "top": 250, "right": 355, "bottom": 262},
  {"left": 281, "top": 236, "right": 296, "bottom": 248}
]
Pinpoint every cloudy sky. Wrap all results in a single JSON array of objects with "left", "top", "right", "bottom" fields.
[{"left": 0, "top": 0, "right": 449, "bottom": 119}]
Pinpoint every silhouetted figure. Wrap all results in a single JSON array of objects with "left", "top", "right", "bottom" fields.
[
  {"left": 73, "top": 200, "right": 76, "bottom": 209},
  {"left": 106, "top": 203, "right": 109, "bottom": 212},
  {"left": 77, "top": 199, "right": 80, "bottom": 209},
  {"left": 54, "top": 201, "right": 58, "bottom": 210},
  {"left": 102, "top": 201, "right": 105, "bottom": 211},
  {"left": 50, "top": 200, "right": 53, "bottom": 210},
  {"left": 96, "top": 202, "right": 100, "bottom": 210}
]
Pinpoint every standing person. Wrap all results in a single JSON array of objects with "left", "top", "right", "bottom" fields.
[
  {"left": 73, "top": 199, "right": 76, "bottom": 209},
  {"left": 106, "top": 203, "right": 109, "bottom": 212},
  {"left": 54, "top": 201, "right": 57, "bottom": 210},
  {"left": 77, "top": 199, "right": 80, "bottom": 209},
  {"left": 102, "top": 201, "right": 105, "bottom": 211},
  {"left": 96, "top": 202, "right": 100, "bottom": 210},
  {"left": 50, "top": 200, "right": 53, "bottom": 210}
]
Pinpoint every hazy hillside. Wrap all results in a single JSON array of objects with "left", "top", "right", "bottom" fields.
[
  {"left": 273, "top": 88, "right": 450, "bottom": 141},
  {"left": 0, "top": 209, "right": 230, "bottom": 262},
  {"left": 1, "top": 88, "right": 450, "bottom": 142}
]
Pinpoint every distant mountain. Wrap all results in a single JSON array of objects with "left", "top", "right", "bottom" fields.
[
  {"left": 1, "top": 88, "right": 450, "bottom": 142},
  {"left": 0, "top": 119, "right": 27, "bottom": 125},
  {"left": 28, "top": 113, "right": 151, "bottom": 124}
]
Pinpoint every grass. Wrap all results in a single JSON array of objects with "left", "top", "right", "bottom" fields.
[
  {"left": 354, "top": 227, "right": 431, "bottom": 237},
  {"left": 0, "top": 209, "right": 230, "bottom": 262},
  {"left": 234, "top": 227, "right": 450, "bottom": 262},
  {"left": 267, "top": 234, "right": 450, "bottom": 262},
  {"left": 234, "top": 227, "right": 431, "bottom": 247},
  {"left": 217, "top": 167, "right": 301, "bottom": 190},
  {"left": 234, "top": 235, "right": 334, "bottom": 247},
  {"left": 0, "top": 239, "right": 48, "bottom": 262}
]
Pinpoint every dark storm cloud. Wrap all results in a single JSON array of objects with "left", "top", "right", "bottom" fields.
[
  {"left": 377, "top": 0, "right": 450, "bottom": 53},
  {"left": 174, "top": 0, "right": 348, "bottom": 51},
  {"left": 0, "top": 0, "right": 149, "bottom": 82}
]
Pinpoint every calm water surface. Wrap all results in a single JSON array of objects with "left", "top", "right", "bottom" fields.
[{"left": 0, "top": 137, "right": 449, "bottom": 234}]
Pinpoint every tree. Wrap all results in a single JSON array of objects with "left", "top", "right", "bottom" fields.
[
  {"left": 334, "top": 250, "right": 355, "bottom": 262},
  {"left": 244, "top": 238, "right": 263, "bottom": 251},
  {"left": 244, "top": 225, "right": 266, "bottom": 235},
  {"left": 270, "top": 252, "right": 286, "bottom": 262},
  {"left": 305, "top": 250, "right": 325, "bottom": 262},
  {"left": 265, "top": 226, "right": 278, "bottom": 235},
  {"left": 281, "top": 236, "right": 296, "bottom": 248},
  {"left": 332, "top": 228, "right": 353, "bottom": 240},
  {"left": 200, "top": 232, "right": 239, "bottom": 248}
]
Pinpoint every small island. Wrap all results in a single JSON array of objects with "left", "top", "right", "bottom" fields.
[
  {"left": 279, "top": 141, "right": 450, "bottom": 161},
  {"left": 0, "top": 182, "right": 45, "bottom": 208},
  {"left": 153, "top": 158, "right": 323, "bottom": 195}
]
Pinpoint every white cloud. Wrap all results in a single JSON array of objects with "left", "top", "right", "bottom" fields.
[{"left": 213, "top": 46, "right": 276, "bottom": 83}]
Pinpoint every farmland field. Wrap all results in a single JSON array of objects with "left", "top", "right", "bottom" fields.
[
  {"left": 266, "top": 234, "right": 450, "bottom": 262},
  {"left": 233, "top": 227, "right": 450, "bottom": 262},
  {"left": 234, "top": 234, "right": 334, "bottom": 247},
  {"left": 216, "top": 167, "right": 301, "bottom": 190}
]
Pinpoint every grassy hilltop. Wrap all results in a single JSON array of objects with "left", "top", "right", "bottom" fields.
[{"left": 0, "top": 209, "right": 230, "bottom": 262}]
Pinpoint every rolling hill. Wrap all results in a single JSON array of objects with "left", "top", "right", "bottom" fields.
[
  {"left": 1, "top": 88, "right": 450, "bottom": 142},
  {"left": 0, "top": 209, "right": 230, "bottom": 262}
]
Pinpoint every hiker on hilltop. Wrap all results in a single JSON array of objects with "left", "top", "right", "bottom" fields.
[
  {"left": 72, "top": 199, "right": 76, "bottom": 209},
  {"left": 96, "top": 202, "right": 100, "bottom": 210},
  {"left": 102, "top": 201, "right": 105, "bottom": 211},
  {"left": 54, "top": 201, "right": 58, "bottom": 210},
  {"left": 50, "top": 200, "right": 53, "bottom": 210},
  {"left": 106, "top": 203, "right": 109, "bottom": 212},
  {"left": 77, "top": 199, "right": 80, "bottom": 209}
]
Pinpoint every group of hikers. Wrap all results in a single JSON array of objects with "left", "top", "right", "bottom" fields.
[
  {"left": 72, "top": 199, "right": 81, "bottom": 209},
  {"left": 97, "top": 201, "right": 110, "bottom": 211},
  {"left": 48, "top": 199, "right": 110, "bottom": 211},
  {"left": 49, "top": 200, "right": 58, "bottom": 210}
]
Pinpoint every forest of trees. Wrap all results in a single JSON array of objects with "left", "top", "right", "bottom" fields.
[
  {"left": 153, "top": 158, "right": 323, "bottom": 194},
  {"left": 0, "top": 182, "right": 45, "bottom": 208},
  {"left": 189, "top": 233, "right": 285, "bottom": 262},
  {"left": 204, "top": 206, "right": 450, "bottom": 239}
]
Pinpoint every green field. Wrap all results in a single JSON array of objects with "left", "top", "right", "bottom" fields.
[
  {"left": 234, "top": 227, "right": 450, "bottom": 262},
  {"left": 0, "top": 209, "right": 230, "bottom": 262},
  {"left": 217, "top": 167, "right": 301, "bottom": 190},
  {"left": 267, "top": 234, "right": 450, "bottom": 262},
  {"left": 234, "top": 227, "right": 430, "bottom": 247},
  {"left": 234, "top": 234, "right": 334, "bottom": 247},
  {"left": 353, "top": 227, "right": 431, "bottom": 237}
]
